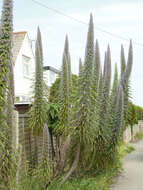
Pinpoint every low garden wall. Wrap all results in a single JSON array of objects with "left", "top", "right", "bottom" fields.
[
  {"left": 15, "top": 104, "right": 48, "bottom": 165},
  {"left": 123, "top": 121, "right": 143, "bottom": 143}
]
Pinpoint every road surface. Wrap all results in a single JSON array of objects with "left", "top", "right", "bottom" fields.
[{"left": 111, "top": 140, "right": 143, "bottom": 190}]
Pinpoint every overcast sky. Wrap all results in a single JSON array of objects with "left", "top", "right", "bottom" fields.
[{"left": 1, "top": 0, "right": 143, "bottom": 107}]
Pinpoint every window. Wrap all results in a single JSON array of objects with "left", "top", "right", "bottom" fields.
[{"left": 23, "top": 55, "right": 30, "bottom": 77}]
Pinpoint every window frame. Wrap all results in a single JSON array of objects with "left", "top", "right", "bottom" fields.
[{"left": 22, "top": 55, "right": 30, "bottom": 78}]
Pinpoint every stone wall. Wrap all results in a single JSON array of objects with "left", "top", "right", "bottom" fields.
[{"left": 123, "top": 121, "right": 143, "bottom": 143}]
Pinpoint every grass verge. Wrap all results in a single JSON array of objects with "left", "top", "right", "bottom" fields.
[
  {"left": 17, "top": 143, "right": 135, "bottom": 190},
  {"left": 119, "top": 142, "right": 135, "bottom": 158},
  {"left": 48, "top": 165, "right": 121, "bottom": 190},
  {"left": 47, "top": 143, "right": 135, "bottom": 190},
  {"left": 132, "top": 132, "right": 143, "bottom": 142}
]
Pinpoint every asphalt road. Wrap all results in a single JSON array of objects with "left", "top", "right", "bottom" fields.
[{"left": 111, "top": 140, "right": 143, "bottom": 190}]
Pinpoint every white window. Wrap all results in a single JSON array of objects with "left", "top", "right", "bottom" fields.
[{"left": 23, "top": 55, "right": 30, "bottom": 77}]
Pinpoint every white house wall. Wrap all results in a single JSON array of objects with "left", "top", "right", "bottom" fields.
[
  {"left": 14, "top": 34, "right": 35, "bottom": 102},
  {"left": 43, "top": 70, "right": 58, "bottom": 87}
]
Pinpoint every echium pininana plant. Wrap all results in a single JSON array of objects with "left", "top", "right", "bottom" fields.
[
  {"left": 75, "top": 13, "right": 95, "bottom": 165},
  {"left": 37, "top": 27, "right": 43, "bottom": 66},
  {"left": 77, "top": 13, "right": 95, "bottom": 146},
  {"left": 79, "top": 58, "right": 83, "bottom": 78},
  {"left": 124, "top": 40, "right": 133, "bottom": 83},
  {"left": 107, "top": 63, "right": 120, "bottom": 162},
  {"left": 60, "top": 14, "right": 96, "bottom": 184},
  {"left": 65, "top": 35, "right": 72, "bottom": 131},
  {"left": 99, "top": 46, "right": 111, "bottom": 130},
  {"left": 97, "top": 70, "right": 103, "bottom": 108},
  {"left": 30, "top": 27, "right": 45, "bottom": 134},
  {"left": 111, "top": 64, "right": 119, "bottom": 105},
  {"left": 89, "top": 39, "right": 101, "bottom": 118},
  {"left": 6, "top": 59, "right": 15, "bottom": 141},
  {"left": 0, "top": 0, "right": 13, "bottom": 131},
  {"left": 109, "top": 41, "right": 133, "bottom": 162},
  {"left": 59, "top": 52, "right": 69, "bottom": 133},
  {"left": 64, "top": 35, "right": 72, "bottom": 95},
  {"left": 109, "top": 63, "right": 119, "bottom": 126},
  {"left": 121, "top": 45, "right": 126, "bottom": 81},
  {"left": 0, "top": 0, "right": 14, "bottom": 189},
  {"left": 95, "top": 69, "right": 103, "bottom": 134},
  {"left": 94, "top": 39, "right": 101, "bottom": 89},
  {"left": 93, "top": 40, "right": 101, "bottom": 111},
  {"left": 103, "top": 51, "right": 107, "bottom": 80},
  {"left": 94, "top": 45, "right": 112, "bottom": 170},
  {"left": 120, "top": 45, "right": 127, "bottom": 128},
  {"left": 59, "top": 36, "right": 71, "bottom": 135},
  {"left": 111, "top": 83, "right": 124, "bottom": 156},
  {"left": 121, "top": 41, "right": 133, "bottom": 129},
  {"left": 78, "top": 58, "right": 83, "bottom": 95},
  {"left": 90, "top": 39, "right": 101, "bottom": 136},
  {"left": 53, "top": 41, "right": 70, "bottom": 180},
  {"left": 87, "top": 39, "right": 102, "bottom": 170},
  {"left": 29, "top": 27, "right": 46, "bottom": 165}
]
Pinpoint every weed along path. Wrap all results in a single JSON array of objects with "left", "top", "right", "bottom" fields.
[{"left": 112, "top": 139, "right": 143, "bottom": 190}]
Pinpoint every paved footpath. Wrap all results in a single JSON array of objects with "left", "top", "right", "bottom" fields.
[{"left": 111, "top": 139, "right": 143, "bottom": 190}]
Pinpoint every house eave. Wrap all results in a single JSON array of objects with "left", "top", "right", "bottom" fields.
[{"left": 43, "top": 66, "right": 60, "bottom": 74}]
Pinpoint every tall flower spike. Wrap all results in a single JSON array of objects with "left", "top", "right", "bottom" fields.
[
  {"left": 63, "top": 35, "right": 71, "bottom": 96},
  {"left": 0, "top": 0, "right": 13, "bottom": 114},
  {"left": 30, "top": 27, "right": 45, "bottom": 135},
  {"left": 37, "top": 26, "right": 43, "bottom": 65},
  {"left": 0, "top": 0, "right": 14, "bottom": 188},
  {"left": 61, "top": 14, "right": 95, "bottom": 183},
  {"left": 121, "top": 44, "right": 126, "bottom": 81},
  {"left": 59, "top": 35, "right": 72, "bottom": 135},
  {"left": 106, "top": 45, "right": 111, "bottom": 88},
  {"left": 103, "top": 51, "right": 107, "bottom": 81},
  {"left": 79, "top": 58, "right": 83, "bottom": 76},
  {"left": 82, "top": 13, "right": 94, "bottom": 96},
  {"left": 111, "top": 63, "right": 118, "bottom": 96},
  {"left": 103, "top": 45, "right": 111, "bottom": 96},
  {"left": 59, "top": 52, "right": 69, "bottom": 133},
  {"left": 77, "top": 13, "right": 95, "bottom": 145},
  {"left": 95, "top": 45, "right": 112, "bottom": 169},
  {"left": 94, "top": 39, "right": 101, "bottom": 88},
  {"left": 64, "top": 35, "right": 69, "bottom": 57},
  {"left": 125, "top": 40, "right": 133, "bottom": 82}
]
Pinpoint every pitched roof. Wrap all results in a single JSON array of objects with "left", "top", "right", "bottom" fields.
[
  {"left": 13, "top": 31, "right": 27, "bottom": 63},
  {"left": 43, "top": 66, "right": 60, "bottom": 74}
]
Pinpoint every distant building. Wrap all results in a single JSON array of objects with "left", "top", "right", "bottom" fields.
[
  {"left": 43, "top": 66, "right": 60, "bottom": 87},
  {"left": 13, "top": 31, "right": 60, "bottom": 103},
  {"left": 13, "top": 31, "right": 35, "bottom": 103}
]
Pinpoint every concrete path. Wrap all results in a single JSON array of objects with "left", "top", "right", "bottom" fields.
[{"left": 111, "top": 140, "right": 143, "bottom": 190}]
